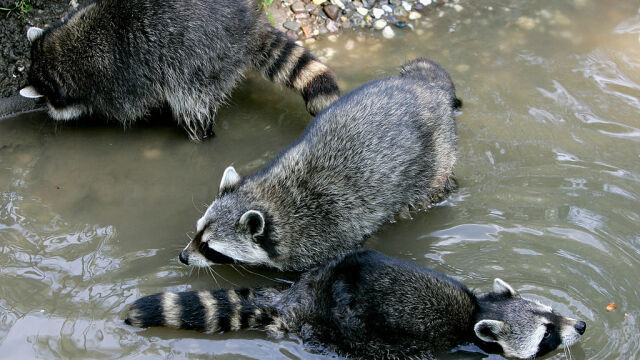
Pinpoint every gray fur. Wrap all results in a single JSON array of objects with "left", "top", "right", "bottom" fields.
[
  {"left": 126, "top": 250, "right": 586, "bottom": 359},
  {"left": 181, "top": 58, "right": 459, "bottom": 270},
  {"left": 22, "top": 0, "right": 339, "bottom": 140}
]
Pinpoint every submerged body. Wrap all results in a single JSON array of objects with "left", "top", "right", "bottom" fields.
[
  {"left": 126, "top": 250, "right": 586, "bottom": 359},
  {"left": 180, "top": 58, "right": 459, "bottom": 270},
  {"left": 20, "top": 0, "right": 339, "bottom": 140}
]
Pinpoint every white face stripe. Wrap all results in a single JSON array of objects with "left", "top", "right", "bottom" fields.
[{"left": 208, "top": 241, "right": 279, "bottom": 268}]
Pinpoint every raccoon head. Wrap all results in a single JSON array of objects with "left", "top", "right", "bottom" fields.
[
  {"left": 474, "top": 279, "right": 586, "bottom": 359},
  {"left": 179, "top": 166, "right": 279, "bottom": 268},
  {"left": 20, "top": 27, "right": 90, "bottom": 121}
]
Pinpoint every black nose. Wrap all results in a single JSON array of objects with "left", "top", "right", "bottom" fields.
[
  {"left": 178, "top": 252, "right": 189, "bottom": 265},
  {"left": 574, "top": 321, "right": 586, "bottom": 335}
]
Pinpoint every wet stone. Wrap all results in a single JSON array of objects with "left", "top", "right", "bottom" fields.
[
  {"left": 395, "top": 20, "right": 408, "bottom": 28},
  {"left": 324, "top": 4, "right": 340, "bottom": 20},
  {"left": 285, "top": 30, "right": 299, "bottom": 41},
  {"left": 408, "top": 11, "right": 421, "bottom": 20},
  {"left": 291, "top": 1, "right": 306, "bottom": 13},
  {"left": 374, "top": 19, "right": 387, "bottom": 30},
  {"left": 382, "top": 25, "right": 395, "bottom": 38},
  {"left": 372, "top": 8, "right": 384, "bottom": 19},
  {"left": 283, "top": 21, "right": 301, "bottom": 31}
]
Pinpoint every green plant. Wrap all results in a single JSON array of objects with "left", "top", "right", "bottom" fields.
[
  {"left": 0, "top": 0, "right": 32, "bottom": 19},
  {"left": 261, "top": 0, "right": 275, "bottom": 26}
]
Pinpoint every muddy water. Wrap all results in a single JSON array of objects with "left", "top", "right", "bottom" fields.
[{"left": 1, "top": 0, "right": 639, "bottom": 358}]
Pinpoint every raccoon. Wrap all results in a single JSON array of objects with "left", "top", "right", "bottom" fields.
[
  {"left": 19, "top": 0, "right": 340, "bottom": 140},
  {"left": 126, "top": 249, "right": 586, "bottom": 359},
  {"left": 177, "top": 58, "right": 459, "bottom": 271}
]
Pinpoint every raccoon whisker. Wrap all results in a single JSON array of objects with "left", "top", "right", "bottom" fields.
[
  {"left": 238, "top": 265, "right": 290, "bottom": 284},
  {"left": 205, "top": 267, "right": 221, "bottom": 288},
  {"left": 230, "top": 264, "right": 245, "bottom": 277},
  {"left": 209, "top": 267, "right": 238, "bottom": 287}
]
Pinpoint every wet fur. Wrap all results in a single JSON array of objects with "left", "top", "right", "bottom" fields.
[
  {"left": 24, "top": 0, "right": 339, "bottom": 140},
  {"left": 126, "top": 250, "right": 585, "bottom": 359},
  {"left": 184, "top": 58, "right": 459, "bottom": 270}
]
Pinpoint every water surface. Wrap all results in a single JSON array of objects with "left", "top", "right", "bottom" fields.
[{"left": 1, "top": 0, "right": 639, "bottom": 358}]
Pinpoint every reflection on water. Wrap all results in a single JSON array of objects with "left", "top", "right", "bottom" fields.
[{"left": 1, "top": 0, "right": 640, "bottom": 358}]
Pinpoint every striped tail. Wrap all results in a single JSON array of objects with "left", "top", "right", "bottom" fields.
[
  {"left": 254, "top": 28, "right": 340, "bottom": 116},
  {"left": 125, "top": 288, "right": 277, "bottom": 332}
]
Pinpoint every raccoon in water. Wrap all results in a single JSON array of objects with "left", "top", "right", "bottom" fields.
[
  {"left": 126, "top": 249, "right": 586, "bottom": 359},
  {"left": 180, "top": 58, "right": 459, "bottom": 270},
  {"left": 19, "top": 0, "right": 340, "bottom": 140}
]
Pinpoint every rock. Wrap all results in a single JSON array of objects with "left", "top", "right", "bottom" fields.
[
  {"left": 291, "top": 1, "right": 306, "bottom": 13},
  {"left": 372, "top": 8, "right": 384, "bottom": 19},
  {"left": 408, "top": 11, "right": 421, "bottom": 20},
  {"left": 326, "top": 19, "right": 339, "bottom": 32},
  {"left": 393, "top": 7, "right": 408, "bottom": 17},
  {"left": 453, "top": 4, "right": 464, "bottom": 12},
  {"left": 327, "top": 34, "right": 338, "bottom": 42},
  {"left": 332, "top": 0, "right": 346, "bottom": 10},
  {"left": 395, "top": 21, "right": 408, "bottom": 28},
  {"left": 356, "top": 7, "right": 368, "bottom": 16},
  {"left": 352, "top": 1, "right": 364, "bottom": 7},
  {"left": 283, "top": 21, "right": 301, "bottom": 31},
  {"left": 306, "top": 4, "right": 317, "bottom": 12},
  {"left": 382, "top": 4, "right": 393, "bottom": 13},
  {"left": 324, "top": 4, "right": 340, "bottom": 20},
  {"left": 419, "top": 0, "right": 432, "bottom": 5},
  {"left": 345, "top": 39, "right": 355, "bottom": 50},
  {"left": 373, "top": 19, "right": 387, "bottom": 30},
  {"left": 285, "top": 30, "right": 299, "bottom": 41},
  {"left": 382, "top": 25, "right": 395, "bottom": 39},
  {"left": 401, "top": 1, "right": 412, "bottom": 12},
  {"left": 313, "top": 0, "right": 327, "bottom": 5},
  {"left": 295, "top": 13, "right": 309, "bottom": 19},
  {"left": 516, "top": 16, "right": 536, "bottom": 30},
  {"left": 301, "top": 25, "right": 313, "bottom": 38}
]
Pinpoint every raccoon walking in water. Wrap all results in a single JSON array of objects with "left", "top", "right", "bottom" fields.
[
  {"left": 19, "top": 0, "right": 339, "bottom": 140},
  {"left": 126, "top": 249, "right": 586, "bottom": 359},
  {"left": 178, "top": 58, "right": 458, "bottom": 270}
]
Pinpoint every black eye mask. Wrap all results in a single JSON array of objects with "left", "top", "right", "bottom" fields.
[
  {"left": 198, "top": 241, "right": 237, "bottom": 264},
  {"left": 535, "top": 324, "right": 562, "bottom": 357}
]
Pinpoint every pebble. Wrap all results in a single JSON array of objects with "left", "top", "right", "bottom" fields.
[
  {"left": 291, "top": 1, "right": 306, "bottom": 13},
  {"left": 382, "top": 4, "right": 393, "bottom": 13},
  {"left": 283, "top": 21, "right": 301, "bottom": 31},
  {"left": 373, "top": 19, "right": 387, "bottom": 30},
  {"left": 326, "top": 20, "right": 339, "bottom": 32},
  {"left": 382, "top": 25, "right": 395, "bottom": 39},
  {"left": 408, "top": 11, "right": 421, "bottom": 20},
  {"left": 285, "top": 30, "right": 299, "bottom": 41},
  {"left": 372, "top": 8, "right": 384, "bottom": 19},
  {"left": 516, "top": 16, "right": 536, "bottom": 30},
  {"left": 332, "top": 0, "right": 346, "bottom": 9},
  {"left": 401, "top": 1, "right": 412, "bottom": 12},
  {"left": 453, "top": 4, "right": 464, "bottom": 12},
  {"left": 324, "top": 4, "right": 340, "bottom": 20},
  {"left": 313, "top": 0, "right": 327, "bottom": 4},
  {"left": 419, "top": 0, "right": 432, "bottom": 5},
  {"left": 345, "top": 39, "right": 355, "bottom": 50},
  {"left": 356, "top": 7, "right": 368, "bottom": 16},
  {"left": 327, "top": 34, "right": 338, "bottom": 42}
]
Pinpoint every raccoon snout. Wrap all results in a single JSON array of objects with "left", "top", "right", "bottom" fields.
[
  {"left": 574, "top": 321, "right": 586, "bottom": 335},
  {"left": 179, "top": 251, "right": 189, "bottom": 265}
]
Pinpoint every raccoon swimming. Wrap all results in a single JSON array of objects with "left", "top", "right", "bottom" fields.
[
  {"left": 19, "top": 0, "right": 340, "bottom": 140},
  {"left": 178, "top": 58, "right": 458, "bottom": 270},
  {"left": 126, "top": 249, "right": 586, "bottom": 359}
]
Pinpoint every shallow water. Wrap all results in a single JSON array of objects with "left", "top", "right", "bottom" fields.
[{"left": 1, "top": 0, "right": 639, "bottom": 358}]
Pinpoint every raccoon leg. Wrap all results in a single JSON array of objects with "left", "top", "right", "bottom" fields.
[
  {"left": 165, "top": 90, "right": 219, "bottom": 141},
  {"left": 253, "top": 28, "right": 340, "bottom": 115},
  {"left": 125, "top": 288, "right": 282, "bottom": 333}
]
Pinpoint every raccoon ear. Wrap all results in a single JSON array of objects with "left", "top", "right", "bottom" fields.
[
  {"left": 493, "top": 278, "right": 519, "bottom": 297},
  {"left": 474, "top": 319, "right": 508, "bottom": 343},
  {"left": 239, "top": 210, "right": 265, "bottom": 237},
  {"left": 219, "top": 166, "right": 241, "bottom": 193},
  {"left": 19, "top": 86, "right": 44, "bottom": 99},
  {"left": 27, "top": 27, "right": 44, "bottom": 42}
]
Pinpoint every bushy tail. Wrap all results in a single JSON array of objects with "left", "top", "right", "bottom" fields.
[
  {"left": 125, "top": 288, "right": 277, "bottom": 332},
  {"left": 400, "top": 58, "right": 462, "bottom": 109},
  {"left": 254, "top": 28, "right": 340, "bottom": 115}
]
